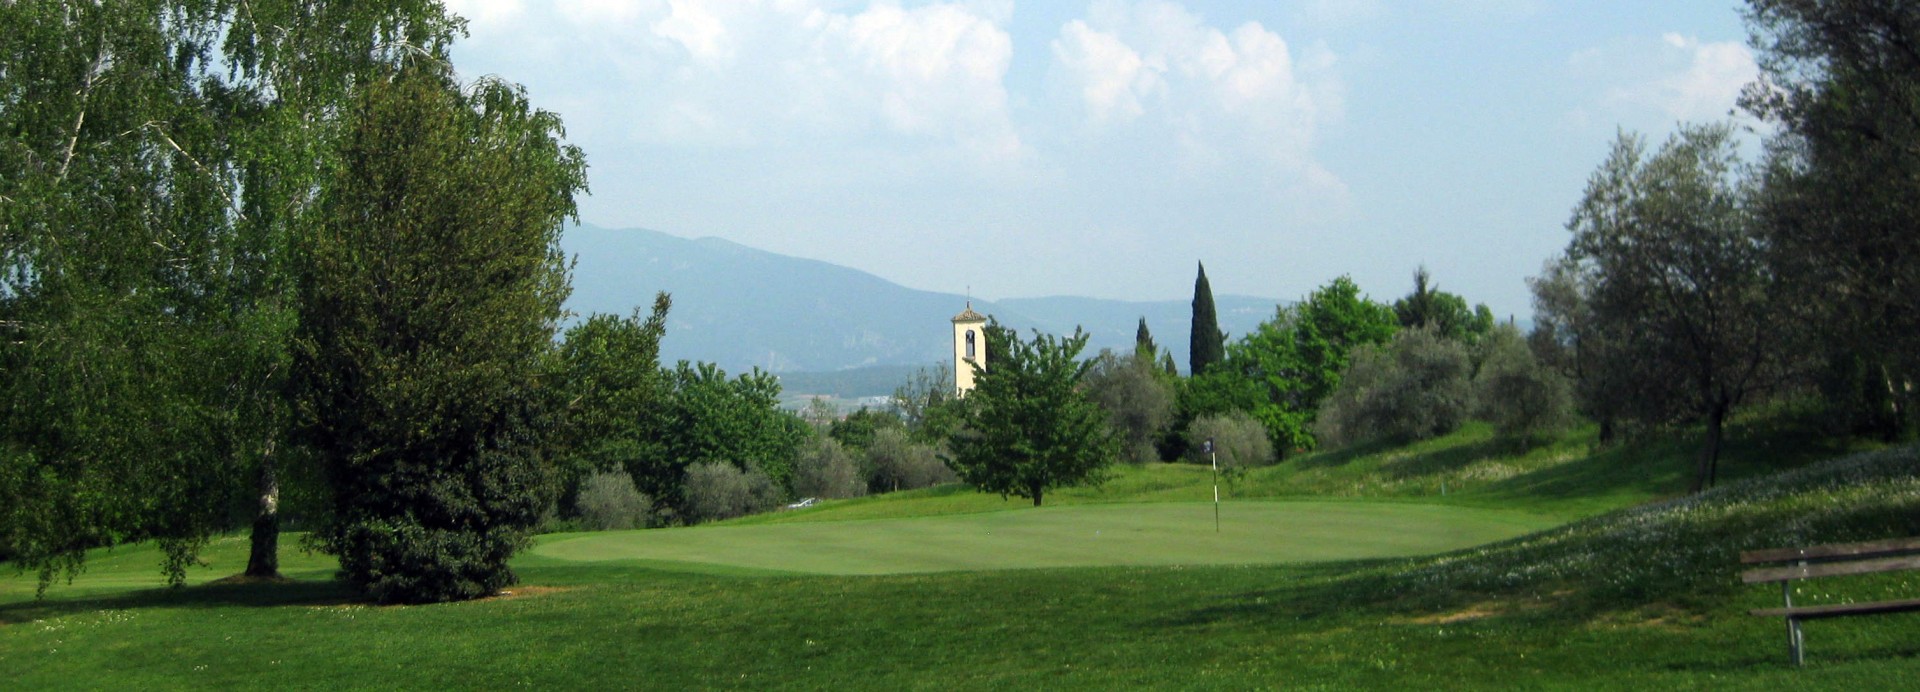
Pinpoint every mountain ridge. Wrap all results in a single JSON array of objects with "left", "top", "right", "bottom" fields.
[{"left": 561, "top": 224, "right": 1282, "bottom": 375}]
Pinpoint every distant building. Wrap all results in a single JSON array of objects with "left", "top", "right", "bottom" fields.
[{"left": 952, "top": 302, "right": 987, "bottom": 396}]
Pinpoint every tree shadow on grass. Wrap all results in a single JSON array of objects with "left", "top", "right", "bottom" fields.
[
  {"left": 0, "top": 576, "right": 358, "bottom": 625},
  {"left": 1378, "top": 437, "right": 1535, "bottom": 480},
  {"left": 1150, "top": 559, "right": 1409, "bottom": 628},
  {"left": 1292, "top": 439, "right": 1400, "bottom": 470}
]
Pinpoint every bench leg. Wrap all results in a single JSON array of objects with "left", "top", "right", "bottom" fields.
[
  {"left": 1781, "top": 576, "right": 1804, "bottom": 666},
  {"left": 1788, "top": 616, "right": 1804, "bottom": 667}
]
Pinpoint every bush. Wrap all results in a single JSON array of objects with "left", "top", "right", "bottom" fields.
[
  {"left": 1314, "top": 328, "right": 1473, "bottom": 448},
  {"left": 1473, "top": 325, "right": 1576, "bottom": 441},
  {"left": 575, "top": 471, "right": 654, "bottom": 530},
  {"left": 792, "top": 437, "right": 867, "bottom": 500},
  {"left": 1185, "top": 411, "right": 1274, "bottom": 470},
  {"left": 684, "top": 461, "right": 782, "bottom": 524},
  {"left": 864, "top": 427, "right": 956, "bottom": 493}
]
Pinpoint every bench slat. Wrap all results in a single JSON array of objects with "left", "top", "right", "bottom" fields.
[
  {"left": 1741, "top": 537, "right": 1920, "bottom": 565},
  {"left": 1751, "top": 597, "right": 1920, "bottom": 621},
  {"left": 1742, "top": 555, "right": 1920, "bottom": 584}
]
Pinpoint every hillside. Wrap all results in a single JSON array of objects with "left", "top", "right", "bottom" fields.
[{"left": 561, "top": 224, "right": 1280, "bottom": 374}]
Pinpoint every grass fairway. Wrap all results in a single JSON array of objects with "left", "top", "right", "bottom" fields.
[
  {"left": 534, "top": 501, "right": 1555, "bottom": 574},
  {"left": 5, "top": 422, "right": 1917, "bottom": 688}
]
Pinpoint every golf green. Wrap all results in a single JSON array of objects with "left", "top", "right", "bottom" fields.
[{"left": 532, "top": 501, "right": 1555, "bottom": 574}]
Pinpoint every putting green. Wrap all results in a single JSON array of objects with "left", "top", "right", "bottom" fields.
[{"left": 532, "top": 501, "right": 1555, "bottom": 575}]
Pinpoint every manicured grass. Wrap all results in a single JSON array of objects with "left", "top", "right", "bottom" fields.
[
  {"left": 4, "top": 411, "right": 1915, "bottom": 688},
  {"left": 535, "top": 501, "right": 1555, "bottom": 574}
]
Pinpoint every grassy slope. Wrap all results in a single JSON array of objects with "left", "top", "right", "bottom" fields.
[{"left": 4, "top": 408, "right": 1919, "bottom": 688}]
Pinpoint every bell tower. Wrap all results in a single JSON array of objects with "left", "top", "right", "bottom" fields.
[{"left": 952, "top": 302, "right": 987, "bottom": 396}]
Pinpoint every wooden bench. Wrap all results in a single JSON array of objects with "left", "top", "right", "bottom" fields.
[{"left": 1741, "top": 537, "right": 1920, "bottom": 666}]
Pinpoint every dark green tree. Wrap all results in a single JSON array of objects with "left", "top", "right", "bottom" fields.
[
  {"left": 553, "top": 295, "right": 672, "bottom": 516},
  {"left": 1135, "top": 317, "right": 1158, "bottom": 361},
  {"left": 1743, "top": 0, "right": 1920, "bottom": 438},
  {"left": 289, "top": 63, "right": 585, "bottom": 604},
  {"left": 1393, "top": 267, "right": 1494, "bottom": 343},
  {"left": 949, "top": 328, "right": 1117, "bottom": 506},
  {"left": 1181, "top": 277, "right": 1397, "bottom": 456},
  {"left": 648, "top": 362, "right": 808, "bottom": 514},
  {"left": 828, "top": 407, "right": 905, "bottom": 452},
  {"left": 0, "top": 1, "right": 460, "bottom": 590},
  {"left": 1189, "top": 262, "right": 1225, "bottom": 376}
]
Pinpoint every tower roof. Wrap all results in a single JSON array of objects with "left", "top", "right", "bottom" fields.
[{"left": 951, "top": 302, "right": 986, "bottom": 323}]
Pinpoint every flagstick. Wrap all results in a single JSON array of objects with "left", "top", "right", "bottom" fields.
[{"left": 1211, "top": 447, "right": 1220, "bottom": 533}]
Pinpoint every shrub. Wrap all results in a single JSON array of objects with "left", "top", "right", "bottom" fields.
[
  {"left": 792, "top": 437, "right": 867, "bottom": 500},
  {"left": 1473, "top": 325, "right": 1576, "bottom": 441},
  {"left": 683, "top": 461, "right": 781, "bottom": 524},
  {"left": 1185, "top": 411, "right": 1275, "bottom": 470},
  {"left": 864, "top": 428, "right": 956, "bottom": 493},
  {"left": 1314, "top": 328, "right": 1473, "bottom": 448},
  {"left": 575, "top": 471, "right": 653, "bottom": 531}
]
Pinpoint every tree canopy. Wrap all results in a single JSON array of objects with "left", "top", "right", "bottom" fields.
[
  {"left": 289, "top": 62, "right": 584, "bottom": 604},
  {"left": 1547, "top": 124, "right": 1781, "bottom": 491},
  {"left": 949, "top": 328, "right": 1117, "bottom": 506}
]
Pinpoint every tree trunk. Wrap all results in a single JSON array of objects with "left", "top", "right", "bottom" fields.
[
  {"left": 244, "top": 443, "right": 280, "bottom": 578},
  {"left": 1690, "top": 405, "right": 1727, "bottom": 494},
  {"left": 1031, "top": 483, "right": 1043, "bottom": 507}
]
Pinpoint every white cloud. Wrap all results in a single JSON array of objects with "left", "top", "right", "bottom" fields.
[
  {"left": 442, "top": 0, "right": 526, "bottom": 31},
  {"left": 1573, "top": 33, "right": 1759, "bottom": 126},
  {"left": 809, "top": 2, "right": 1020, "bottom": 158},
  {"left": 1640, "top": 34, "right": 1757, "bottom": 121},
  {"left": 457, "top": 1, "right": 1022, "bottom": 164},
  {"left": 651, "top": 0, "right": 733, "bottom": 64},
  {"left": 1052, "top": 19, "right": 1159, "bottom": 122},
  {"left": 1050, "top": 0, "right": 1341, "bottom": 168}
]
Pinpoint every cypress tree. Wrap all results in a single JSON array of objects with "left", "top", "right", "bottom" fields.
[
  {"left": 1135, "top": 317, "right": 1158, "bottom": 362},
  {"left": 1190, "top": 263, "right": 1225, "bottom": 375}
]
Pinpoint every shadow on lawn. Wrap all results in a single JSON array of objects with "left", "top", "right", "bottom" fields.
[
  {"left": 1379, "top": 437, "right": 1537, "bottom": 480},
  {"left": 0, "top": 577, "right": 358, "bottom": 625},
  {"left": 1293, "top": 439, "right": 1399, "bottom": 470}
]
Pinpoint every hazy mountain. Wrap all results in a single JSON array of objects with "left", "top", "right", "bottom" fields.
[{"left": 561, "top": 224, "right": 1282, "bottom": 376}]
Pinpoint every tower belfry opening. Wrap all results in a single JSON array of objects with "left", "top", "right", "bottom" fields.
[{"left": 952, "top": 302, "right": 987, "bottom": 396}]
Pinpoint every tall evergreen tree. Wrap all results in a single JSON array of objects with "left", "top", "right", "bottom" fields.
[
  {"left": 290, "top": 63, "right": 586, "bottom": 604},
  {"left": 1190, "top": 262, "right": 1225, "bottom": 376},
  {"left": 1135, "top": 317, "right": 1158, "bottom": 362}
]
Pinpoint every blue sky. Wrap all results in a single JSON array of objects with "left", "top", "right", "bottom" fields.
[{"left": 444, "top": 0, "right": 1759, "bottom": 319}]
